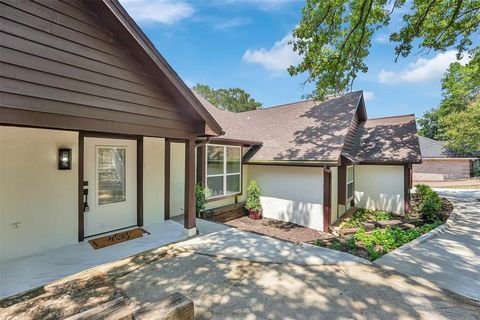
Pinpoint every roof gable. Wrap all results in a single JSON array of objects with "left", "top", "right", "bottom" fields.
[
  {"left": 198, "top": 91, "right": 364, "bottom": 163},
  {"left": 91, "top": 0, "right": 223, "bottom": 135}
]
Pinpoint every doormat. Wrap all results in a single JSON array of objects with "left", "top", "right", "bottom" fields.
[{"left": 89, "top": 228, "right": 150, "bottom": 250}]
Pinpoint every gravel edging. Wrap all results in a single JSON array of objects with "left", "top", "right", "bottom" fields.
[{"left": 374, "top": 199, "right": 460, "bottom": 258}]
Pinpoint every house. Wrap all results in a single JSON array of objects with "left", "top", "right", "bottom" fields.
[
  {"left": 413, "top": 136, "right": 480, "bottom": 181},
  {"left": 167, "top": 92, "right": 422, "bottom": 232},
  {"left": 0, "top": 0, "right": 421, "bottom": 263},
  {"left": 0, "top": 0, "right": 223, "bottom": 262}
]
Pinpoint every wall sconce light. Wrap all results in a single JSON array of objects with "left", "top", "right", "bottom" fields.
[{"left": 58, "top": 148, "right": 72, "bottom": 170}]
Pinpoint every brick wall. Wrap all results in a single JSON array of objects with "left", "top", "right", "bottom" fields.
[{"left": 413, "top": 159, "right": 472, "bottom": 181}]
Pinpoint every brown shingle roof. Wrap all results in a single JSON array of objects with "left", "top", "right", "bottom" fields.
[
  {"left": 350, "top": 114, "right": 422, "bottom": 164},
  {"left": 196, "top": 91, "right": 363, "bottom": 162},
  {"left": 196, "top": 91, "right": 422, "bottom": 164}
]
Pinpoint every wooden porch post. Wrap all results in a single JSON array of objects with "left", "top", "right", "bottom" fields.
[
  {"left": 404, "top": 164, "right": 412, "bottom": 213},
  {"left": 184, "top": 139, "right": 196, "bottom": 235},
  {"left": 323, "top": 168, "right": 332, "bottom": 232},
  {"left": 164, "top": 139, "right": 171, "bottom": 220}
]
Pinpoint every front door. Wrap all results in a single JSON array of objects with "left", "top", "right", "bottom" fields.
[{"left": 84, "top": 137, "right": 137, "bottom": 237}]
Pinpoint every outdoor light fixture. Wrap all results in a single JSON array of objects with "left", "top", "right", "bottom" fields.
[{"left": 58, "top": 148, "right": 72, "bottom": 170}]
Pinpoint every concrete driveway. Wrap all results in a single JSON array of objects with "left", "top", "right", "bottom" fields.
[
  {"left": 376, "top": 189, "right": 480, "bottom": 302},
  {"left": 3, "top": 222, "right": 479, "bottom": 319}
]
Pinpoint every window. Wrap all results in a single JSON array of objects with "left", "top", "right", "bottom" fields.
[
  {"left": 206, "top": 145, "right": 241, "bottom": 199},
  {"left": 346, "top": 166, "right": 354, "bottom": 200},
  {"left": 97, "top": 147, "right": 126, "bottom": 205}
]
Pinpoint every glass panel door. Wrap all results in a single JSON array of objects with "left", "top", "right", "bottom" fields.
[{"left": 97, "top": 147, "right": 126, "bottom": 205}]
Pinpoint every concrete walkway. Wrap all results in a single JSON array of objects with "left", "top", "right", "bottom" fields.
[
  {"left": 4, "top": 226, "right": 479, "bottom": 320},
  {"left": 376, "top": 189, "right": 480, "bottom": 302}
]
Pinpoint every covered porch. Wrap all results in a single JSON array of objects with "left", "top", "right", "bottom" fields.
[{"left": 0, "top": 218, "right": 230, "bottom": 300}]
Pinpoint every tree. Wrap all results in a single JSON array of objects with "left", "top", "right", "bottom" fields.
[
  {"left": 418, "top": 52, "right": 480, "bottom": 139},
  {"left": 289, "top": 0, "right": 480, "bottom": 99},
  {"left": 443, "top": 97, "right": 480, "bottom": 155},
  {"left": 193, "top": 84, "right": 262, "bottom": 112}
]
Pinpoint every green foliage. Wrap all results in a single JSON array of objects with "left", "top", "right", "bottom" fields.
[
  {"left": 474, "top": 167, "right": 480, "bottom": 177},
  {"left": 289, "top": 0, "right": 480, "bottom": 100},
  {"left": 415, "top": 184, "right": 443, "bottom": 223},
  {"left": 195, "top": 184, "right": 207, "bottom": 217},
  {"left": 193, "top": 84, "right": 262, "bottom": 113},
  {"left": 329, "top": 239, "right": 342, "bottom": 251},
  {"left": 340, "top": 208, "right": 394, "bottom": 228},
  {"left": 354, "top": 223, "right": 442, "bottom": 260},
  {"left": 418, "top": 52, "right": 480, "bottom": 150},
  {"left": 245, "top": 180, "right": 262, "bottom": 212},
  {"left": 443, "top": 97, "right": 480, "bottom": 155}
]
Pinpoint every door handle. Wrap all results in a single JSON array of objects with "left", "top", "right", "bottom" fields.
[{"left": 83, "top": 181, "right": 89, "bottom": 213}]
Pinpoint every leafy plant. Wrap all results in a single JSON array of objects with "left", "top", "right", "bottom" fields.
[
  {"left": 340, "top": 208, "right": 394, "bottom": 228},
  {"left": 195, "top": 184, "right": 207, "bottom": 217},
  {"left": 245, "top": 180, "right": 262, "bottom": 212},
  {"left": 415, "top": 184, "right": 443, "bottom": 223},
  {"left": 329, "top": 239, "right": 342, "bottom": 251},
  {"left": 474, "top": 167, "right": 480, "bottom": 177},
  {"left": 354, "top": 223, "right": 441, "bottom": 260}
]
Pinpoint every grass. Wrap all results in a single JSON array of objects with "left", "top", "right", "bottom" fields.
[{"left": 340, "top": 208, "right": 394, "bottom": 228}]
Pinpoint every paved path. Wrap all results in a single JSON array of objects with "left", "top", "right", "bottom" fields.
[
  {"left": 3, "top": 224, "right": 479, "bottom": 319},
  {"left": 376, "top": 189, "right": 480, "bottom": 302}
]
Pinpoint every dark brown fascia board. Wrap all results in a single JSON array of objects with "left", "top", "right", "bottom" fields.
[
  {"left": 97, "top": 0, "right": 224, "bottom": 136},
  {"left": 245, "top": 160, "right": 340, "bottom": 167},
  {"left": 205, "top": 137, "right": 263, "bottom": 147},
  {"left": 359, "top": 159, "right": 423, "bottom": 165}
]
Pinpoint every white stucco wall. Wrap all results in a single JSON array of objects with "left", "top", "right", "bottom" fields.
[
  {"left": 170, "top": 142, "right": 185, "bottom": 217},
  {"left": 0, "top": 127, "right": 78, "bottom": 262},
  {"left": 247, "top": 165, "right": 324, "bottom": 231},
  {"left": 143, "top": 137, "right": 165, "bottom": 225},
  {"left": 355, "top": 165, "right": 405, "bottom": 214}
]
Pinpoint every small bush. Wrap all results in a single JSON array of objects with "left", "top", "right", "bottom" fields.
[
  {"left": 415, "top": 184, "right": 431, "bottom": 198},
  {"left": 245, "top": 180, "right": 262, "bottom": 212},
  {"left": 195, "top": 184, "right": 207, "bottom": 217},
  {"left": 415, "top": 184, "right": 443, "bottom": 223},
  {"left": 341, "top": 208, "right": 394, "bottom": 228},
  {"left": 353, "top": 223, "right": 441, "bottom": 260},
  {"left": 329, "top": 239, "right": 342, "bottom": 251},
  {"left": 474, "top": 167, "right": 480, "bottom": 177}
]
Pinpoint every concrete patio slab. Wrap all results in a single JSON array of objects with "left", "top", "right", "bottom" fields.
[
  {"left": 376, "top": 189, "right": 480, "bottom": 302},
  {"left": 0, "top": 220, "right": 187, "bottom": 299},
  {"left": 179, "top": 227, "right": 370, "bottom": 265}
]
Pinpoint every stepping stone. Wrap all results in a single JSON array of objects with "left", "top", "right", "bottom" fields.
[
  {"left": 399, "top": 223, "right": 416, "bottom": 230},
  {"left": 404, "top": 219, "right": 424, "bottom": 226},
  {"left": 360, "top": 222, "right": 375, "bottom": 231},
  {"left": 340, "top": 227, "right": 360, "bottom": 236},
  {"left": 375, "top": 220, "right": 402, "bottom": 228}
]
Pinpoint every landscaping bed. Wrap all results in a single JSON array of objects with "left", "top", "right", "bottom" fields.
[
  {"left": 314, "top": 185, "right": 453, "bottom": 261},
  {"left": 225, "top": 217, "right": 333, "bottom": 243}
]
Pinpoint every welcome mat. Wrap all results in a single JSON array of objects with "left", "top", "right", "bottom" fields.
[{"left": 89, "top": 228, "right": 150, "bottom": 250}]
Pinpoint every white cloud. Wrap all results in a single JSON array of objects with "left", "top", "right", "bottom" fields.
[
  {"left": 374, "top": 33, "right": 389, "bottom": 44},
  {"left": 242, "top": 33, "right": 302, "bottom": 72},
  {"left": 378, "top": 50, "right": 469, "bottom": 84},
  {"left": 213, "top": 17, "right": 251, "bottom": 30},
  {"left": 119, "top": 0, "right": 194, "bottom": 25},
  {"left": 220, "top": 0, "right": 297, "bottom": 10},
  {"left": 363, "top": 91, "right": 374, "bottom": 101}
]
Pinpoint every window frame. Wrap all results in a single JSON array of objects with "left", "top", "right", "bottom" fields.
[
  {"left": 346, "top": 165, "right": 354, "bottom": 201},
  {"left": 205, "top": 144, "right": 242, "bottom": 200}
]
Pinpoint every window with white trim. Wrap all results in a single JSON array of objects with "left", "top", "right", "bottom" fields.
[
  {"left": 346, "top": 166, "right": 354, "bottom": 200},
  {"left": 206, "top": 145, "right": 241, "bottom": 199}
]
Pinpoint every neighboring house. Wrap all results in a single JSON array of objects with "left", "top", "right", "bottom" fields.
[
  {"left": 0, "top": 0, "right": 222, "bottom": 262},
  {"left": 413, "top": 136, "right": 480, "bottom": 181},
  {"left": 0, "top": 0, "right": 421, "bottom": 263},
  {"left": 167, "top": 92, "right": 422, "bottom": 233}
]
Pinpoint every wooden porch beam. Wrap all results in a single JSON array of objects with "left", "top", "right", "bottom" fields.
[{"left": 184, "top": 139, "right": 196, "bottom": 232}]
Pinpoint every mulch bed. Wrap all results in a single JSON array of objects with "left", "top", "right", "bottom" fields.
[{"left": 225, "top": 217, "right": 333, "bottom": 243}]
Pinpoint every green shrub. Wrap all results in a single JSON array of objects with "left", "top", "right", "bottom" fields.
[
  {"left": 354, "top": 223, "right": 442, "bottom": 260},
  {"left": 245, "top": 180, "right": 262, "bottom": 212},
  {"left": 474, "top": 166, "right": 480, "bottom": 177},
  {"left": 341, "top": 208, "right": 394, "bottom": 228},
  {"left": 329, "top": 239, "right": 342, "bottom": 251},
  {"left": 195, "top": 184, "right": 207, "bottom": 217},
  {"left": 415, "top": 184, "right": 431, "bottom": 198}
]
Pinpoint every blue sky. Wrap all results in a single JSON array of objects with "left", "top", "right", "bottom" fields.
[{"left": 120, "top": 0, "right": 472, "bottom": 119}]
